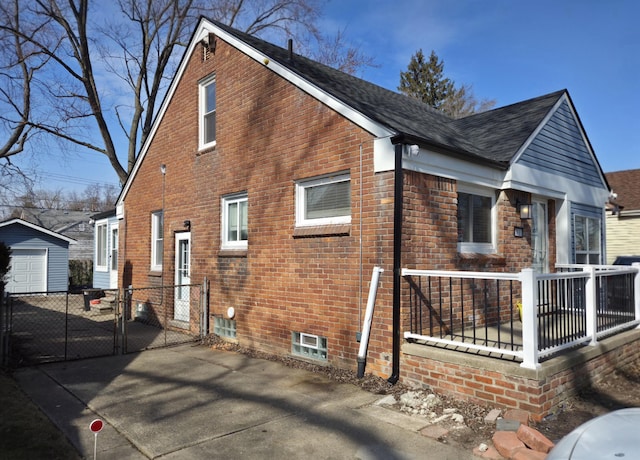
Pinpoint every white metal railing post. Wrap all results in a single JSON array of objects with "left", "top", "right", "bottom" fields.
[
  {"left": 584, "top": 266, "right": 598, "bottom": 345},
  {"left": 520, "top": 268, "right": 541, "bottom": 369},
  {"left": 633, "top": 263, "right": 640, "bottom": 328}
]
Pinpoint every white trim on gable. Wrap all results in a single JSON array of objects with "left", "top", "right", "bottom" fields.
[
  {"left": 509, "top": 92, "right": 608, "bottom": 191},
  {"left": 0, "top": 218, "right": 77, "bottom": 244},
  {"left": 117, "top": 18, "right": 394, "bottom": 208}
]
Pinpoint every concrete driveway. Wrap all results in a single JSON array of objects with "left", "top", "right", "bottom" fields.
[{"left": 15, "top": 344, "right": 474, "bottom": 459}]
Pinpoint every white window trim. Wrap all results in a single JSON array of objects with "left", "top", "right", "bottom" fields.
[
  {"left": 457, "top": 184, "right": 497, "bottom": 254},
  {"left": 221, "top": 192, "right": 248, "bottom": 250},
  {"left": 95, "top": 221, "right": 108, "bottom": 272},
  {"left": 199, "top": 75, "right": 216, "bottom": 150},
  {"left": 574, "top": 214, "right": 601, "bottom": 264},
  {"left": 151, "top": 211, "right": 163, "bottom": 271},
  {"left": 295, "top": 173, "right": 351, "bottom": 227}
]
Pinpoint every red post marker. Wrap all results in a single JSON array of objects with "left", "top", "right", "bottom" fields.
[
  {"left": 90, "top": 419, "right": 104, "bottom": 433},
  {"left": 89, "top": 419, "right": 104, "bottom": 459}
]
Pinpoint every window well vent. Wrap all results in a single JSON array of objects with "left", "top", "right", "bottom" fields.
[{"left": 292, "top": 332, "right": 327, "bottom": 361}]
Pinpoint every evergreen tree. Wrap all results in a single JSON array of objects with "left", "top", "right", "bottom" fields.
[
  {"left": 398, "top": 49, "right": 454, "bottom": 110},
  {"left": 398, "top": 49, "right": 495, "bottom": 118}
]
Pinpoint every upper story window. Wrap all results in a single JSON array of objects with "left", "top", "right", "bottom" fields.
[
  {"left": 295, "top": 173, "right": 351, "bottom": 227},
  {"left": 574, "top": 215, "right": 601, "bottom": 264},
  {"left": 457, "top": 185, "right": 496, "bottom": 254},
  {"left": 96, "top": 222, "right": 107, "bottom": 271},
  {"left": 151, "top": 211, "right": 163, "bottom": 271},
  {"left": 222, "top": 192, "right": 248, "bottom": 249},
  {"left": 199, "top": 76, "right": 216, "bottom": 149}
]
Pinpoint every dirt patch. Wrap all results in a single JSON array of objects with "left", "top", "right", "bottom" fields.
[{"left": 207, "top": 337, "right": 640, "bottom": 449}]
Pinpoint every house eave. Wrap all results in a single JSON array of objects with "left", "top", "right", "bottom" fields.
[{"left": 390, "top": 133, "right": 509, "bottom": 171}]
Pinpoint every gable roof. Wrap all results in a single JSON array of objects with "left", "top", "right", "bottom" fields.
[
  {"left": 606, "top": 169, "right": 640, "bottom": 212},
  {"left": 211, "top": 19, "right": 563, "bottom": 167},
  {"left": 15, "top": 208, "right": 94, "bottom": 235},
  {"left": 0, "top": 218, "right": 77, "bottom": 244},
  {"left": 118, "top": 17, "right": 605, "bottom": 204}
]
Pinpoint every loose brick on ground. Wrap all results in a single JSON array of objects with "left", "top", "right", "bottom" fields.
[
  {"left": 512, "top": 447, "right": 548, "bottom": 460},
  {"left": 504, "top": 409, "right": 530, "bottom": 426},
  {"left": 493, "top": 431, "right": 526, "bottom": 459},
  {"left": 517, "top": 424, "right": 554, "bottom": 453}
]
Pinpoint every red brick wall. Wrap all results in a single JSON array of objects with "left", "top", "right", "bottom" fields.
[
  {"left": 402, "top": 331, "right": 640, "bottom": 420},
  {"left": 121, "top": 38, "right": 396, "bottom": 374},
  {"left": 120, "top": 35, "right": 561, "bottom": 384}
]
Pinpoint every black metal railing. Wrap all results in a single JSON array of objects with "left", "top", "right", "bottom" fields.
[
  {"left": 403, "top": 265, "right": 639, "bottom": 366},
  {"left": 404, "top": 271, "right": 522, "bottom": 358}
]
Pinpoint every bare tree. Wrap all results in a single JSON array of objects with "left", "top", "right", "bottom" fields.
[
  {"left": 0, "top": 0, "right": 367, "bottom": 185},
  {"left": 0, "top": 0, "right": 52, "bottom": 161}
]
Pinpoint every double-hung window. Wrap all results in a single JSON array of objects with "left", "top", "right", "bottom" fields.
[
  {"left": 574, "top": 215, "right": 601, "bottom": 264},
  {"left": 222, "top": 192, "right": 248, "bottom": 249},
  {"left": 457, "top": 186, "right": 496, "bottom": 253},
  {"left": 151, "top": 211, "right": 163, "bottom": 271},
  {"left": 96, "top": 222, "right": 107, "bottom": 271},
  {"left": 295, "top": 173, "right": 351, "bottom": 227},
  {"left": 199, "top": 76, "right": 216, "bottom": 149}
]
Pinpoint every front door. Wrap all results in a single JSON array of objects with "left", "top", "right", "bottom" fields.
[
  {"left": 531, "top": 200, "right": 549, "bottom": 272},
  {"left": 174, "top": 232, "right": 191, "bottom": 322},
  {"left": 109, "top": 225, "right": 119, "bottom": 288}
]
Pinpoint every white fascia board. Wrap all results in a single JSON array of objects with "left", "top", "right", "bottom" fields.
[
  {"left": 403, "top": 146, "right": 506, "bottom": 189},
  {"left": 207, "top": 22, "right": 393, "bottom": 139},
  {"left": 117, "top": 18, "right": 394, "bottom": 208},
  {"left": 510, "top": 92, "right": 608, "bottom": 192},
  {"left": 506, "top": 163, "right": 609, "bottom": 206},
  {"left": 0, "top": 218, "right": 77, "bottom": 244},
  {"left": 373, "top": 136, "right": 395, "bottom": 172},
  {"left": 510, "top": 94, "right": 566, "bottom": 165}
]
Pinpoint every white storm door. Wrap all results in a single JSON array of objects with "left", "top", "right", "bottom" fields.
[
  {"left": 531, "top": 200, "right": 549, "bottom": 273},
  {"left": 109, "top": 225, "right": 119, "bottom": 288},
  {"left": 174, "top": 232, "right": 191, "bottom": 322}
]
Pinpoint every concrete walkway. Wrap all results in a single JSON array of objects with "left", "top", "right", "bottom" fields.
[{"left": 15, "top": 344, "right": 476, "bottom": 459}]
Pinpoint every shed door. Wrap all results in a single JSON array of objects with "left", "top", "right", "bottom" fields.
[{"left": 6, "top": 248, "right": 47, "bottom": 293}]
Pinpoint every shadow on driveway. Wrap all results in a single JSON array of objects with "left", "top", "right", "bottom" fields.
[{"left": 15, "top": 344, "right": 473, "bottom": 459}]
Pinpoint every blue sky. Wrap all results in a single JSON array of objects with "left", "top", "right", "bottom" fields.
[{"left": 15, "top": 0, "right": 639, "bottom": 194}]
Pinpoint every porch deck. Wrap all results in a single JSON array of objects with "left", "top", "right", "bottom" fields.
[{"left": 398, "top": 264, "right": 640, "bottom": 419}]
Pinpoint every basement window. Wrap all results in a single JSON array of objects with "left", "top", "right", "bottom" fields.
[
  {"left": 292, "top": 332, "right": 327, "bottom": 361},
  {"left": 214, "top": 316, "right": 236, "bottom": 339}
]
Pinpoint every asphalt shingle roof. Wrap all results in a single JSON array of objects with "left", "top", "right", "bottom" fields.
[
  {"left": 606, "top": 169, "right": 640, "bottom": 211},
  {"left": 211, "top": 20, "right": 566, "bottom": 168}
]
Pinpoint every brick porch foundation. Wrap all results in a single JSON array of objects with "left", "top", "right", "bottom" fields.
[{"left": 400, "top": 328, "right": 640, "bottom": 421}]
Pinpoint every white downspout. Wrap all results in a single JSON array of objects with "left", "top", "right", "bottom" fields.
[{"left": 357, "top": 266, "right": 384, "bottom": 378}]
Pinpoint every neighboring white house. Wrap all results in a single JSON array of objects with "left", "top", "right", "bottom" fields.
[
  {"left": 606, "top": 168, "right": 640, "bottom": 263},
  {"left": 90, "top": 210, "right": 119, "bottom": 289}
]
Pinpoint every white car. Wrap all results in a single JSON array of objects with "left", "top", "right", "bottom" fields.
[{"left": 547, "top": 408, "right": 640, "bottom": 459}]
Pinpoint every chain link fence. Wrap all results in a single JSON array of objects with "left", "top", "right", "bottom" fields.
[{"left": 1, "top": 282, "right": 207, "bottom": 368}]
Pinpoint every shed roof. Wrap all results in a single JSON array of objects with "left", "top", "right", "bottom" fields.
[{"left": 0, "top": 218, "right": 77, "bottom": 244}]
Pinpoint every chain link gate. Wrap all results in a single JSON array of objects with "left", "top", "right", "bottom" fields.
[{"left": 1, "top": 280, "right": 208, "bottom": 367}]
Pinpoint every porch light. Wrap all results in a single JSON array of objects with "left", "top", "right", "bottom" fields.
[{"left": 517, "top": 200, "right": 532, "bottom": 219}]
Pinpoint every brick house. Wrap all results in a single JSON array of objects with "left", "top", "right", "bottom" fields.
[{"left": 116, "top": 18, "right": 613, "bottom": 417}]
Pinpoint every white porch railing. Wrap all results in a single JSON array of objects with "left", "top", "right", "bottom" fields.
[{"left": 402, "top": 264, "right": 640, "bottom": 370}]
